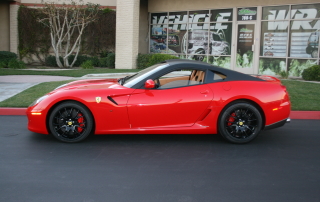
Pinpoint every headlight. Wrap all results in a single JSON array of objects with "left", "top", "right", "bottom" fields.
[{"left": 29, "top": 95, "right": 49, "bottom": 107}]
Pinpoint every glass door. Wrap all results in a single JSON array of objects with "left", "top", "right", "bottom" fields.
[{"left": 234, "top": 22, "right": 258, "bottom": 74}]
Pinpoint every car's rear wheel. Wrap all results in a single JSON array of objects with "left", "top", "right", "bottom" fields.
[
  {"left": 218, "top": 102, "right": 263, "bottom": 144},
  {"left": 48, "top": 102, "right": 93, "bottom": 143}
]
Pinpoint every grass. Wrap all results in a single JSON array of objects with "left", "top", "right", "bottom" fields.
[
  {"left": 0, "top": 78, "right": 319, "bottom": 110},
  {"left": 281, "top": 80, "right": 320, "bottom": 111},
  {"left": 0, "top": 68, "right": 139, "bottom": 77},
  {"left": 0, "top": 80, "right": 73, "bottom": 108}
]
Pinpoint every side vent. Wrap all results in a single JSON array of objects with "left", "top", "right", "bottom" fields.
[{"left": 107, "top": 96, "right": 118, "bottom": 105}]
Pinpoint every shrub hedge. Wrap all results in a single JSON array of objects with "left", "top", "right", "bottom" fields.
[
  {"left": 302, "top": 65, "right": 320, "bottom": 81},
  {"left": 106, "top": 53, "right": 115, "bottom": 68},
  {"left": 137, "top": 53, "right": 179, "bottom": 69},
  {"left": 80, "top": 60, "right": 94, "bottom": 69},
  {"left": 8, "top": 59, "right": 26, "bottom": 69},
  {"left": 44, "top": 54, "right": 116, "bottom": 68},
  {"left": 0, "top": 51, "right": 18, "bottom": 68}
]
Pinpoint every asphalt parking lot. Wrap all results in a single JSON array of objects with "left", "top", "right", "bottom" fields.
[{"left": 1, "top": 115, "right": 320, "bottom": 202}]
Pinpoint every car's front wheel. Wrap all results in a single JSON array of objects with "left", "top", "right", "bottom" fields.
[
  {"left": 218, "top": 102, "right": 263, "bottom": 144},
  {"left": 48, "top": 101, "right": 93, "bottom": 143}
]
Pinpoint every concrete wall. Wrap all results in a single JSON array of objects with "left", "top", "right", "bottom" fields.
[
  {"left": 148, "top": 0, "right": 320, "bottom": 12},
  {"left": 0, "top": 2, "right": 10, "bottom": 51},
  {"left": 139, "top": 0, "right": 149, "bottom": 54},
  {"left": 9, "top": 4, "right": 19, "bottom": 54},
  {"left": 115, "top": 0, "right": 140, "bottom": 69}
]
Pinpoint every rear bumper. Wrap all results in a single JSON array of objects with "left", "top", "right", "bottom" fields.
[{"left": 264, "top": 118, "right": 290, "bottom": 130}]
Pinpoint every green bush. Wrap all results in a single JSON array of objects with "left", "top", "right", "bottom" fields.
[
  {"left": 137, "top": 53, "right": 153, "bottom": 69},
  {"left": 148, "top": 53, "right": 179, "bottom": 67},
  {"left": 107, "top": 53, "right": 115, "bottom": 68},
  {"left": 45, "top": 55, "right": 93, "bottom": 67},
  {"left": 8, "top": 59, "right": 26, "bottom": 69},
  {"left": 45, "top": 55, "right": 63, "bottom": 67},
  {"left": 99, "top": 57, "right": 108, "bottom": 67},
  {"left": 99, "top": 50, "right": 112, "bottom": 58},
  {"left": 302, "top": 65, "right": 320, "bottom": 81},
  {"left": 137, "top": 53, "right": 179, "bottom": 69},
  {"left": 80, "top": 60, "right": 94, "bottom": 69},
  {"left": 90, "top": 56, "right": 100, "bottom": 67},
  {"left": 0, "top": 51, "right": 18, "bottom": 68},
  {"left": 68, "top": 55, "right": 90, "bottom": 67}
]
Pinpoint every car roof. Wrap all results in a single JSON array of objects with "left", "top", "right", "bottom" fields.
[{"left": 164, "top": 59, "right": 263, "bottom": 82}]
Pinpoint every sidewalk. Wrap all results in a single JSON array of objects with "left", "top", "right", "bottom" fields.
[{"left": 0, "top": 74, "right": 319, "bottom": 119}]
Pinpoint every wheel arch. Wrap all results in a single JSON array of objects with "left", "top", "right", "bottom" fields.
[
  {"left": 45, "top": 99, "right": 96, "bottom": 135},
  {"left": 217, "top": 98, "right": 266, "bottom": 130}
]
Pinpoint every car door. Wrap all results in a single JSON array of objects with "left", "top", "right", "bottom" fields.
[{"left": 127, "top": 69, "right": 214, "bottom": 128}]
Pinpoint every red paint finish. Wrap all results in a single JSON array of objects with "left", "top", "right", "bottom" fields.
[
  {"left": 26, "top": 61, "right": 292, "bottom": 139},
  {"left": 27, "top": 78, "right": 290, "bottom": 135},
  {"left": 127, "top": 84, "right": 213, "bottom": 128}
]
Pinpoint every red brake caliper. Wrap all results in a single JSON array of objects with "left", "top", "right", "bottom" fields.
[
  {"left": 227, "top": 113, "right": 236, "bottom": 126},
  {"left": 77, "top": 113, "right": 84, "bottom": 133}
]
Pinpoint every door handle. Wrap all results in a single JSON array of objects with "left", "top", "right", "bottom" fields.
[{"left": 200, "top": 90, "right": 209, "bottom": 94}]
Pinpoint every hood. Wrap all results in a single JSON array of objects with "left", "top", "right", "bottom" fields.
[{"left": 55, "top": 79, "right": 124, "bottom": 91}]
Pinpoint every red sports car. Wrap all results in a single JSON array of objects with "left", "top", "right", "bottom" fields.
[{"left": 27, "top": 59, "right": 291, "bottom": 143}]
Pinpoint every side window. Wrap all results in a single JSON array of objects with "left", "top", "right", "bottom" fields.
[
  {"left": 213, "top": 72, "right": 226, "bottom": 81},
  {"left": 156, "top": 69, "right": 206, "bottom": 89}
]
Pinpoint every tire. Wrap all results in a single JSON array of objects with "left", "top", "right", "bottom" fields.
[
  {"left": 218, "top": 102, "right": 263, "bottom": 144},
  {"left": 48, "top": 101, "right": 93, "bottom": 143}
]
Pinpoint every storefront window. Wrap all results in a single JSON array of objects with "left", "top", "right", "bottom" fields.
[
  {"left": 262, "top": 6, "right": 289, "bottom": 20},
  {"left": 189, "top": 10, "right": 210, "bottom": 24},
  {"left": 210, "top": 9, "right": 233, "bottom": 22},
  {"left": 289, "top": 21, "right": 319, "bottom": 58},
  {"left": 260, "top": 21, "right": 288, "bottom": 57},
  {"left": 149, "top": 9, "right": 233, "bottom": 65},
  {"left": 260, "top": 4, "right": 320, "bottom": 75},
  {"left": 291, "top": 4, "right": 320, "bottom": 19},
  {"left": 259, "top": 58, "right": 286, "bottom": 76},
  {"left": 208, "top": 56, "right": 231, "bottom": 68},
  {"left": 150, "top": 13, "right": 168, "bottom": 53},
  {"left": 187, "top": 25, "right": 208, "bottom": 60},
  {"left": 288, "top": 59, "right": 317, "bottom": 77}
]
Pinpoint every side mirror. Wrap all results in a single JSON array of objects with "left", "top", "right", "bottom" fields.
[{"left": 145, "top": 79, "right": 156, "bottom": 89}]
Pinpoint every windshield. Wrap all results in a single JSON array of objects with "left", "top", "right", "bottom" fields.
[{"left": 123, "top": 63, "right": 169, "bottom": 88}]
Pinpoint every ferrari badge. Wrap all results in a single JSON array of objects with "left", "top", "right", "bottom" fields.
[{"left": 96, "top": 97, "right": 102, "bottom": 103}]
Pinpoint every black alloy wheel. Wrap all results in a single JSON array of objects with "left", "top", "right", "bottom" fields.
[
  {"left": 48, "top": 102, "right": 93, "bottom": 143},
  {"left": 218, "top": 102, "right": 263, "bottom": 144}
]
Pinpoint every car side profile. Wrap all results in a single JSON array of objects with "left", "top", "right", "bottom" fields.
[{"left": 27, "top": 59, "right": 291, "bottom": 144}]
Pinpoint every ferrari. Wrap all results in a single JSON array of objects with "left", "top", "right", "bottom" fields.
[{"left": 27, "top": 59, "right": 291, "bottom": 143}]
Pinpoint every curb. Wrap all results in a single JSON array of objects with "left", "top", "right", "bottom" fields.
[
  {"left": 0, "top": 108, "right": 319, "bottom": 119},
  {"left": 0, "top": 108, "right": 27, "bottom": 115}
]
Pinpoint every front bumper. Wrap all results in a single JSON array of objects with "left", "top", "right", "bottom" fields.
[{"left": 26, "top": 107, "right": 49, "bottom": 135}]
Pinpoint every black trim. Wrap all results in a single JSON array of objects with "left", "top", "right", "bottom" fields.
[
  {"left": 264, "top": 118, "right": 288, "bottom": 130},
  {"left": 130, "top": 59, "right": 264, "bottom": 89},
  {"left": 107, "top": 96, "right": 118, "bottom": 105}
]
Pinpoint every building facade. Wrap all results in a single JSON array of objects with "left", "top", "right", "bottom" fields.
[
  {"left": 1, "top": 0, "right": 319, "bottom": 77},
  {"left": 117, "top": 0, "right": 320, "bottom": 77}
]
